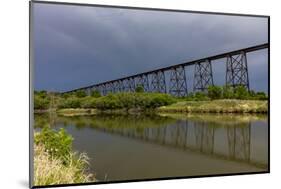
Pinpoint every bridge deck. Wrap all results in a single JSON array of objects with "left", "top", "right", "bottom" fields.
[{"left": 63, "top": 43, "right": 268, "bottom": 93}]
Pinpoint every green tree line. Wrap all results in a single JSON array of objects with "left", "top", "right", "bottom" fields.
[{"left": 34, "top": 85, "right": 267, "bottom": 110}]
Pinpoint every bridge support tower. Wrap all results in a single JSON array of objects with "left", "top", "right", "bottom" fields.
[
  {"left": 169, "top": 66, "right": 188, "bottom": 97},
  {"left": 151, "top": 70, "right": 166, "bottom": 93},
  {"left": 193, "top": 59, "right": 214, "bottom": 92},
  {"left": 226, "top": 51, "right": 250, "bottom": 90},
  {"left": 135, "top": 74, "right": 150, "bottom": 92}
]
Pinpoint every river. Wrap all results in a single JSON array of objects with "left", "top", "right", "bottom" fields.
[{"left": 34, "top": 113, "right": 268, "bottom": 182}]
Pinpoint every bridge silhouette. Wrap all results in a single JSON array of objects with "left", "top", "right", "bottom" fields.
[{"left": 64, "top": 43, "right": 268, "bottom": 96}]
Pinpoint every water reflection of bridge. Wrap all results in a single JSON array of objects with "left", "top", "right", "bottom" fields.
[
  {"left": 36, "top": 113, "right": 267, "bottom": 170},
  {"left": 94, "top": 120, "right": 265, "bottom": 169}
]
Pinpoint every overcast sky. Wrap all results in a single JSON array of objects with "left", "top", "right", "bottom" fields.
[{"left": 33, "top": 3, "right": 268, "bottom": 93}]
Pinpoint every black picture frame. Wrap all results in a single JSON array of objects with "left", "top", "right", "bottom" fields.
[{"left": 29, "top": 1, "right": 270, "bottom": 188}]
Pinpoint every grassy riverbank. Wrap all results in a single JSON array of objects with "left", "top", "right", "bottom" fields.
[
  {"left": 34, "top": 128, "right": 95, "bottom": 186},
  {"left": 55, "top": 99, "right": 267, "bottom": 116},
  {"left": 157, "top": 99, "right": 267, "bottom": 114}
]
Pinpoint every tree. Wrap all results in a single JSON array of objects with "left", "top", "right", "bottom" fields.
[
  {"left": 58, "top": 97, "right": 81, "bottom": 108},
  {"left": 75, "top": 90, "right": 87, "bottom": 98},
  {"left": 207, "top": 85, "right": 222, "bottom": 100},
  {"left": 194, "top": 92, "right": 209, "bottom": 101},
  {"left": 35, "top": 90, "right": 48, "bottom": 98},
  {"left": 91, "top": 90, "right": 101, "bottom": 98},
  {"left": 234, "top": 85, "right": 249, "bottom": 99},
  {"left": 135, "top": 85, "right": 144, "bottom": 93},
  {"left": 185, "top": 92, "right": 195, "bottom": 101},
  {"left": 255, "top": 92, "right": 267, "bottom": 100},
  {"left": 34, "top": 95, "right": 50, "bottom": 110},
  {"left": 34, "top": 91, "right": 50, "bottom": 110},
  {"left": 248, "top": 90, "right": 256, "bottom": 98},
  {"left": 61, "top": 93, "right": 71, "bottom": 99},
  {"left": 222, "top": 85, "right": 234, "bottom": 99}
]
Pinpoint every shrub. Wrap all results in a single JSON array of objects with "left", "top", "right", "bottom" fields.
[
  {"left": 248, "top": 90, "right": 256, "bottom": 98},
  {"left": 34, "top": 95, "right": 50, "bottom": 110},
  {"left": 95, "top": 94, "right": 121, "bottom": 110},
  {"left": 91, "top": 90, "right": 101, "bottom": 98},
  {"left": 148, "top": 93, "right": 176, "bottom": 108},
  {"left": 222, "top": 85, "right": 234, "bottom": 99},
  {"left": 116, "top": 93, "right": 136, "bottom": 110},
  {"left": 207, "top": 85, "right": 222, "bottom": 100},
  {"left": 61, "top": 93, "right": 71, "bottom": 99},
  {"left": 134, "top": 93, "right": 149, "bottom": 108},
  {"left": 234, "top": 85, "right": 249, "bottom": 99},
  {"left": 135, "top": 85, "right": 144, "bottom": 93},
  {"left": 184, "top": 92, "right": 195, "bottom": 101},
  {"left": 194, "top": 92, "right": 209, "bottom": 101},
  {"left": 92, "top": 92, "right": 175, "bottom": 110},
  {"left": 58, "top": 97, "right": 81, "bottom": 108},
  {"left": 80, "top": 96, "right": 97, "bottom": 108},
  {"left": 35, "top": 90, "right": 48, "bottom": 98},
  {"left": 75, "top": 90, "right": 87, "bottom": 98},
  {"left": 34, "top": 127, "right": 73, "bottom": 165},
  {"left": 255, "top": 92, "right": 268, "bottom": 100}
]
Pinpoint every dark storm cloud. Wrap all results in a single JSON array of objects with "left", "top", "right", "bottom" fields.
[{"left": 33, "top": 3, "right": 268, "bottom": 92}]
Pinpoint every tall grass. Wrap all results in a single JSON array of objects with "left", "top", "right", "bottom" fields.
[{"left": 34, "top": 129, "right": 95, "bottom": 186}]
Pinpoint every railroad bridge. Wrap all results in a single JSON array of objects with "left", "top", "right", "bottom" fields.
[{"left": 64, "top": 43, "right": 268, "bottom": 96}]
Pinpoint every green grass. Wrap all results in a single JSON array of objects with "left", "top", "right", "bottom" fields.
[{"left": 157, "top": 99, "right": 268, "bottom": 114}]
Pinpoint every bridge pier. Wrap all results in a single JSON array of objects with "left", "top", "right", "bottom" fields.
[
  {"left": 111, "top": 81, "right": 117, "bottom": 93},
  {"left": 100, "top": 84, "right": 106, "bottom": 96},
  {"left": 193, "top": 59, "right": 214, "bottom": 92},
  {"left": 135, "top": 74, "right": 150, "bottom": 92},
  {"left": 123, "top": 78, "right": 135, "bottom": 92},
  {"left": 84, "top": 87, "right": 91, "bottom": 96},
  {"left": 106, "top": 82, "right": 114, "bottom": 94},
  {"left": 123, "top": 79, "right": 129, "bottom": 92},
  {"left": 226, "top": 51, "right": 250, "bottom": 90},
  {"left": 113, "top": 80, "right": 123, "bottom": 93},
  {"left": 151, "top": 70, "right": 166, "bottom": 93},
  {"left": 169, "top": 66, "right": 188, "bottom": 97},
  {"left": 97, "top": 85, "right": 103, "bottom": 95},
  {"left": 91, "top": 86, "right": 97, "bottom": 94}
]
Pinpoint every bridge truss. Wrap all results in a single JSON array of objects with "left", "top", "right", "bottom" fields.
[{"left": 63, "top": 43, "right": 268, "bottom": 96}]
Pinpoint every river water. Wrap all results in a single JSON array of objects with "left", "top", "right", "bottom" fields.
[{"left": 34, "top": 113, "right": 268, "bottom": 182}]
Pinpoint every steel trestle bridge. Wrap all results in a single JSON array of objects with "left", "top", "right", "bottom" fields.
[{"left": 64, "top": 43, "right": 268, "bottom": 96}]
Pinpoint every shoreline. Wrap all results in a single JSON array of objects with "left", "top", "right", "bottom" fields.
[{"left": 35, "top": 99, "right": 268, "bottom": 116}]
